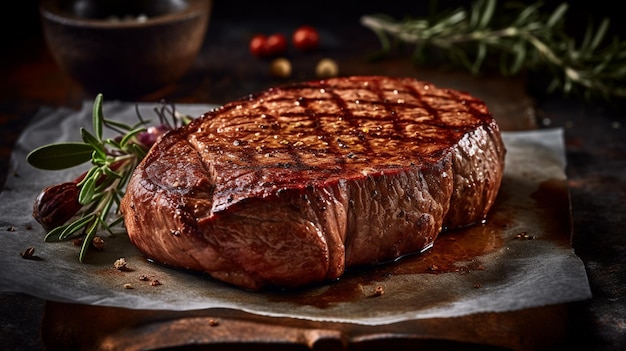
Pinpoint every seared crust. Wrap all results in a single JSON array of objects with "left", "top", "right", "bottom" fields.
[{"left": 120, "top": 76, "right": 506, "bottom": 290}]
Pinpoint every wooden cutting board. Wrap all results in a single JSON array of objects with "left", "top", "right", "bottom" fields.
[{"left": 41, "top": 300, "right": 579, "bottom": 350}]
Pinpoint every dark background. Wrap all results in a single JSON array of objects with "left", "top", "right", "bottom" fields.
[
  {"left": 3, "top": 0, "right": 625, "bottom": 107},
  {"left": 4, "top": 0, "right": 626, "bottom": 47}
]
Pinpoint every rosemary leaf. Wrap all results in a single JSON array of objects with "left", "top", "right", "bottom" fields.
[
  {"left": 120, "top": 128, "right": 147, "bottom": 148},
  {"left": 79, "top": 220, "right": 100, "bottom": 263},
  {"left": 546, "top": 3, "right": 567, "bottom": 28},
  {"left": 477, "top": 0, "right": 495, "bottom": 28},
  {"left": 92, "top": 93, "right": 104, "bottom": 140},
  {"left": 78, "top": 175, "right": 97, "bottom": 205},
  {"left": 108, "top": 216, "right": 124, "bottom": 228},
  {"left": 59, "top": 213, "right": 97, "bottom": 241},
  {"left": 102, "top": 165, "right": 123, "bottom": 179},
  {"left": 130, "top": 143, "right": 148, "bottom": 159},
  {"left": 26, "top": 142, "right": 94, "bottom": 170},
  {"left": 29, "top": 95, "right": 194, "bottom": 262},
  {"left": 77, "top": 167, "right": 98, "bottom": 187},
  {"left": 80, "top": 127, "right": 107, "bottom": 160},
  {"left": 361, "top": 0, "right": 626, "bottom": 101},
  {"left": 104, "top": 117, "right": 147, "bottom": 132},
  {"left": 589, "top": 19, "right": 610, "bottom": 52},
  {"left": 44, "top": 224, "right": 70, "bottom": 242}
]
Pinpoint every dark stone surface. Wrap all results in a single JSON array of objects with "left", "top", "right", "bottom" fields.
[
  {"left": 1, "top": 1, "right": 625, "bottom": 350},
  {"left": 536, "top": 99, "right": 626, "bottom": 350}
]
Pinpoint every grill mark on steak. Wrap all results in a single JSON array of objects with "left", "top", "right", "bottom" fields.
[
  {"left": 121, "top": 76, "right": 505, "bottom": 290},
  {"left": 324, "top": 86, "right": 376, "bottom": 159}
]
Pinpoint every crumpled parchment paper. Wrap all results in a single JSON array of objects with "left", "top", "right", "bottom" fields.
[{"left": 0, "top": 101, "right": 591, "bottom": 325}]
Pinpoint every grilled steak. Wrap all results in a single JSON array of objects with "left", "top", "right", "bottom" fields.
[{"left": 120, "top": 76, "right": 506, "bottom": 290}]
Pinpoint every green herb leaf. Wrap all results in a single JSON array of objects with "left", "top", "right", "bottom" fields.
[
  {"left": 79, "top": 220, "right": 99, "bottom": 263},
  {"left": 130, "top": 143, "right": 147, "bottom": 159},
  {"left": 105, "top": 117, "right": 146, "bottom": 131},
  {"left": 44, "top": 224, "right": 70, "bottom": 242},
  {"left": 102, "top": 165, "right": 122, "bottom": 179},
  {"left": 80, "top": 127, "right": 106, "bottom": 159},
  {"left": 361, "top": 0, "right": 626, "bottom": 101},
  {"left": 30, "top": 94, "right": 194, "bottom": 263},
  {"left": 93, "top": 93, "right": 104, "bottom": 140},
  {"left": 59, "top": 214, "right": 96, "bottom": 241},
  {"left": 27, "top": 142, "right": 94, "bottom": 170},
  {"left": 120, "top": 127, "right": 147, "bottom": 149},
  {"left": 78, "top": 175, "right": 97, "bottom": 205}
]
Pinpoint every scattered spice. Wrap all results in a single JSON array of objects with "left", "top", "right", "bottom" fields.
[
  {"left": 91, "top": 236, "right": 105, "bottom": 250},
  {"left": 208, "top": 319, "right": 220, "bottom": 327},
  {"left": 270, "top": 58, "right": 292, "bottom": 78},
  {"left": 373, "top": 285, "right": 385, "bottom": 296},
  {"left": 138, "top": 274, "right": 162, "bottom": 286},
  {"left": 428, "top": 264, "right": 439, "bottom": 272},
  {"left": 515, "top": 232, "right": 535, "bottom": 240},
  {"left": 20, "top": 247, "right": 36, "bottom": 259},
  {"left": 315, "top": 58, "right": 339, "bottom": 78},
  {"left": 473, "top": 283, "right": 482, "bottom": 289},
  {"left": 114, "top": 258, "right": 132, "bottom": 271}
]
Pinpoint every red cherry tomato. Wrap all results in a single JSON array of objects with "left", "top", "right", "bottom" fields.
[
  {"left": 265, "top": 33, "right": 288, "bottom": 57},
  {"left": 292, "top": 25, "right": 319, "bottom": 52},
  {"left": 249, "top": 34, "right": 268, "bottom": 57}
]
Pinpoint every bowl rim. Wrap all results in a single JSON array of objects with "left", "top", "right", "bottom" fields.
[{"left": 39, "top": 0, "right": 211, "bottom": 28}]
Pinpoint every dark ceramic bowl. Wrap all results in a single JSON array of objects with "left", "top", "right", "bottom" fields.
[{"left": 40, "top": 0, "right": 211, "bottom": 98}]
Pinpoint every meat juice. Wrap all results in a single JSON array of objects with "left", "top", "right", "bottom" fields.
[{"left": 266, "top": 177, "right": 571, "bottom": 308}]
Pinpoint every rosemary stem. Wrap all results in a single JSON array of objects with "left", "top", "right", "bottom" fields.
[
  {"left": 361, "top": 0, "right": 626, "bottom": 100},
  {"left": 523, "top": 32, "right": 564, "bottom": 67}
]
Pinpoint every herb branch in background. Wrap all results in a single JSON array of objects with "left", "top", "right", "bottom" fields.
[
  {"left": 361, "top": 0, "right": 626, "bottom": 101},
  {"left": 27, "top": 94, "right": 192, "bottom": 262}
]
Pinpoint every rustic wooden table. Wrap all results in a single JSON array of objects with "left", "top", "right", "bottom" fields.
[{"left": 1, "top": 1, "right": 625, "bottom": 350}]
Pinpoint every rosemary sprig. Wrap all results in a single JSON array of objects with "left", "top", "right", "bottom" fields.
[
  {"left": 27, "top": 94, "right": 192, "bottom": 262},
  {"left": 361, "top": 0, "right": 626, "bottom": 101}
]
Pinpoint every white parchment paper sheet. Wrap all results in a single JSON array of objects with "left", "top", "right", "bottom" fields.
[{"left": 0, "top": 101, "right": 591, "bottom": 325}]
